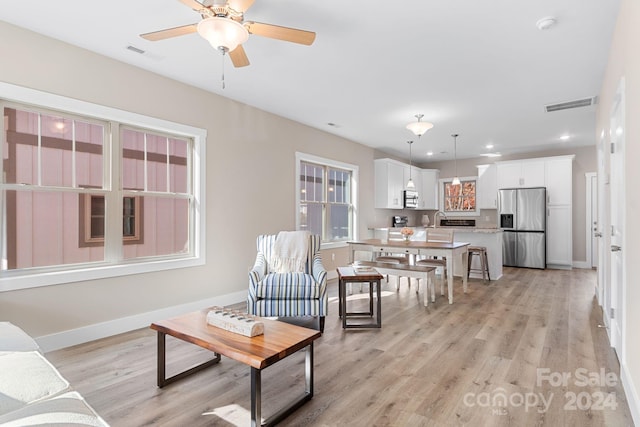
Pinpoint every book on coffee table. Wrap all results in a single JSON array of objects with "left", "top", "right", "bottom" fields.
[{"left": 353, "top": 266, "right": 377, "bottom": 275}]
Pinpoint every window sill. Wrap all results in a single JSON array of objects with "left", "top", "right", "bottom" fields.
[
  {"left": 320, "top": 241, "right": 349, "bottom": 250},
  {"left": 0, "top": 255, "right": 205, "bottom": 292}
]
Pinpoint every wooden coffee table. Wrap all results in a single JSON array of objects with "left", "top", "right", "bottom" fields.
[{"left": 150, "top": 308, "right": 321, "bottom": 427}]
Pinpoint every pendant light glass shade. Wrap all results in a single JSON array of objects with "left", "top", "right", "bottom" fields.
[
  {"left": 197, "top": 17, "right": 249, "bottom": 52},
  {"left": 406, "top": 114, "right": 434, "bottom": 136},
  {"left": 451, "top": 176, "right": 461, "bottom": 186}
]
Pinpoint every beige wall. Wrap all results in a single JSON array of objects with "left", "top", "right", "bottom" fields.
[
  {"left": 0, "top": 21, "right": 375, "bottom": 336},
  {"left": 596, "top": 0, "right": 640, "bottom": 421},
  {"left": 417, "top": 146, "right": 596, "bottom": 263}
]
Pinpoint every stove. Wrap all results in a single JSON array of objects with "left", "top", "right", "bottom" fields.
[{"left": 439, "top": 219, "right": 476, "bottom": 227}]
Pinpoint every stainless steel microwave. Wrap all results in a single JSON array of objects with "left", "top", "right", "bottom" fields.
[{"left": 403, "top": 190, "right": 418, "bottom": 208}]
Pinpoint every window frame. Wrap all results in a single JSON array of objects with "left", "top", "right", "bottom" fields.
[
  {"left": 295, "top": 152, "right": 358, "bottom": 249},
  {"left": 439, "top": 176, "right": 479, "bottom": 217},
  {"left": 0, "top": 82, "right": 206, "bottom": 292}
]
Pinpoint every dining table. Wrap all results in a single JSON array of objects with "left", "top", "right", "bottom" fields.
[{"left": 347, "top": 239, "right": 470, "bottom": 304}]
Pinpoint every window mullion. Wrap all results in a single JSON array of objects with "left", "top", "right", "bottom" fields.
[
  {"left": 165, "top": 137, "right": 170, "bottom": 193},
  {"left": 71, "top": 120, "right": 77, "bottom": 188},
  {"left": 104, "top": 122, "right": 122, "bottom": 262},
  {"left": 37, "top": 113, "right": 42, "bottom": 186},
  {"left": 143, "top": 133, "right": 148, "bottom": 192}
]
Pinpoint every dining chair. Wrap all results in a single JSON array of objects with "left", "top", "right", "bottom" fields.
[
  {"left": 416, "top": 228, "right": 454, "bottom": 295},
  {"left": 374, "top": 228, "right": 412, "bottom": 290}
]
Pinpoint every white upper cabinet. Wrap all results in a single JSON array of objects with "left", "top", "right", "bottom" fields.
[
  {"left": 496, "top": 159, "right": 545, "bottom": 189},
  {"left": 476, "top": 164, "right": 498, "bottom": 209},
  {"left": 420, "top": 169, "right": 439, "bottom": 210},
  {"left": 544, "top": 156, "right": 574, "bottom": 205},
  {"left": 374, "top": 158, "right": 406, "bottom": 209},
  {"left": 374, "top": 158, "right": 439, "bottom": 209}
]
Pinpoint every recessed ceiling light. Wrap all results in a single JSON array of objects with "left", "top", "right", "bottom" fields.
[
  {"left": 426, "top": 151, "right": 433, "bottom": 156},
  {"left": 485, "top": 144, "right": 494, "bottom": 149},
  {"left": 560, "top": 134, "right": 570, "bottom": 141},
  {"left": 480, "top": 153, "right": 502, "bottom": 158},
  {"left": 536, "top": 17, "right": 557, "bottom": 31}
]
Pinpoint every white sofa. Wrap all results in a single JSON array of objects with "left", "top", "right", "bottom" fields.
[{"left": 0, "top": 322, "right": 109, "bottom": 426}]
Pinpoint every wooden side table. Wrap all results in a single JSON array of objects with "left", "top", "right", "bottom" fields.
[{"left": 337, "top": 266, "right": 384, "bottom": 329}]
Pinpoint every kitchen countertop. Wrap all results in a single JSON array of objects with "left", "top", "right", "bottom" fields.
[{"left": 368, "top": 226, "right": 502, "bottom": 234}]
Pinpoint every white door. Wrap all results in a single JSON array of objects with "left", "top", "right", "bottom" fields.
[{"left": 609, "top": 79, "right": 625, "bottom": 356}]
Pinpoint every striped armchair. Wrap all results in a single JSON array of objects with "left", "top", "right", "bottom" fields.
[{"left": 248, "top": 233, "right": 328, "bottom": 332}]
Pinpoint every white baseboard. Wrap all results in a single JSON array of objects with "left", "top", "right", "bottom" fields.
[
  {"left": 621, "top": 362, "right": 640, "bottom": 427},
  {"left": 572, "top": 260, "right": 592, "bottom": 269},
  {"left": 36, "top": 290, "right": 247, "bottom": 353}
]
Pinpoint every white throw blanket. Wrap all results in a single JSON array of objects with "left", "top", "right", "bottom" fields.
[{"left": 270, "top": 231, "right": 310, "bottom": 273}]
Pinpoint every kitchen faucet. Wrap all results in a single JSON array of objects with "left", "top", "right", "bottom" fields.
[{"left": 433, "top": 211, "right": 447, "bottom": 227}]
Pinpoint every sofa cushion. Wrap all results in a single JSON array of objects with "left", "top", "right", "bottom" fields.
[
  {"left": 0, "top": 391, "right": 108, "bottom": 427},
  {"left": 0, "top": 351, "right": 70, "bottom": 415},
  {"left": 0, "top": 322, "right": 40, "bottom": 352}
]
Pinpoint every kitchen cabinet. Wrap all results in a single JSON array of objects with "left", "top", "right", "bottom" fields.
[
  {"left": 545, "top": 156, "right": 573, "bottom": 205},
  {"left": 544, "top": 155, "right": 574, "bottom": 268},
  {"left": 547, "top": 205, "right": 572, "bottom": 267},
  {"left": 375, "top": 158, "right": 440, "bottom": 210},
  {"left": 476, "top": 164, "right": 497, "bottom": 209},
  {"left": 374, "top": 158, "right": 405, "bottom": 209},
  {"left": 496, "top": 159, "right": 545, "bottom": 189},
  {"left": 420, "top": 169, "right": 439, "bottom": 209}
]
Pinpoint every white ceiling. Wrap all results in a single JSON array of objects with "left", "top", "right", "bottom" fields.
[{"left": 0, "top": 0, "right": 620, "bottom": 163}]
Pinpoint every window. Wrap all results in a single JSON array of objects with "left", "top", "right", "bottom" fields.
[
  {"left": 296, "top": 153, "right": 358, "bottom": 245},
  {"left": 0, "top": 82, "right": 206, "bottom": 291},
  {"left": 441, "top": 177, "right": 478, "bottom": 215}
]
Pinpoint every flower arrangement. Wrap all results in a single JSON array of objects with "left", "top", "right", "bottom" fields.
[
  {"left": 400, "top": 227, "right": 414, "bottom": 236},
  {"left": 400, "top": 227, "right": 414, "bottom": 241}
]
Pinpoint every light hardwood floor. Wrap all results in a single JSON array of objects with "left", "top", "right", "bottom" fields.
[{"left": 47, "top": 267, "right": 634, "bottom": 426}]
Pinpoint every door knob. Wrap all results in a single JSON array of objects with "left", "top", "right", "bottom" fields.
[{"left": 611, "top": 245, "right": 622, "bottom": 252}]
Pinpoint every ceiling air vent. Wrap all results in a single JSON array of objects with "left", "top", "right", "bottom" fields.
[
  {"left": 126, "top": 45, "right": 146, "bottom": 55},
  {"left": 545, "top": 96, "right": 597, "bottom": 112}
]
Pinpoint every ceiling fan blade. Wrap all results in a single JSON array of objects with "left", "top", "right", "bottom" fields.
[
  {"left": 246, "top": 22, "right": 316, "bottom": 45},
  {"left": 179, "top": 0, "right": 205, "bottom": 11},
  {"left": 140, "top": 24, "right": 198, "bottom": 41},
  {"left": 229, "top": 45, "right": 250, "bottom": 67},
  {"left": 228, "top": 0, "right": 255, "bottom": 13}
]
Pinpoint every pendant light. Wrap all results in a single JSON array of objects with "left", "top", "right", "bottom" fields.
[
  {"left": 451, "top": 134, "right": 461, "bottom": 186},
  {"left": 406, "top": 140, "right": 415, "bottom": 189},
  {"left": 406, "top": 114, "right": 434, "bottom": 136}
]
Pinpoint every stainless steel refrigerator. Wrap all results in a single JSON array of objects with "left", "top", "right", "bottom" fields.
[{"left": 498, "top": 187, "right": 546, "bottom": 269}]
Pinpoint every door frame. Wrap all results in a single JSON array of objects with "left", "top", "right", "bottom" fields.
[
  {"left": 608, "top": 77, "right": 626, "bottom": 357},
  {"left": 585, "top": 172, "right": 597, "bottom": 270}
]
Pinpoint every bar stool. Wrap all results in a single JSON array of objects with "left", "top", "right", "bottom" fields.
[{"left": 467, "top": 246, "right": 490, "bottom": 282}]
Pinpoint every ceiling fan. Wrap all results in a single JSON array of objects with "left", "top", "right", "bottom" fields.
[{"left": 140, "top": 0, "right": 316, "bottom": 68}]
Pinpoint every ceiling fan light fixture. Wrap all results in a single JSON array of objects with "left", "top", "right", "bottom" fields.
[
  {"left": 406, "top": 114, "right": 434, "bottom": 136},
  {"left": 197, "top": 17, "right": 249, "bottom": 52}
]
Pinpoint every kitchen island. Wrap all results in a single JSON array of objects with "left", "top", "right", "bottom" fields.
[{"left": 369, "top": 226, "right": 503, "bottom": 281}]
